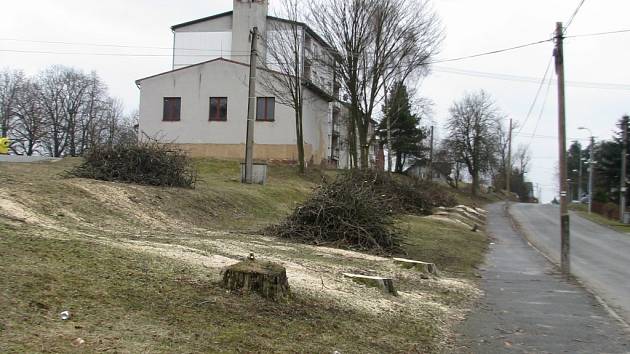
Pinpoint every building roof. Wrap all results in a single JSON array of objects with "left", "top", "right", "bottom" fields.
[
  {"left": 170, "top": 12, "right": 333, "bottom": 51},
  {"left": 135, "top": 57, "right": 335, "bottom": 102},
  {"left": 171, "top": 11, "right": 233, "bottom": 31}
]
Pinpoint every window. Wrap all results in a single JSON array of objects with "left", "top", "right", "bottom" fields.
[
  {"left": 163, "top": 97, "right": 181, "bottom": 121},
  {"left": 209, "top": 97, "right": 228, "bottom": 121},
  {"left": 256, "top": 97, "right": 275, "bottom": 122}
]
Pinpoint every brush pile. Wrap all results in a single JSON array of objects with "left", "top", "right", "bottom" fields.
[
  {"left": 70, "top": 142, "right": 197, "bottom": 188},
  {"left": 266, "top": 170, "right": 400, "bottom": 253},
  {"left": 266, "top": 170, "right": 456, "bottom": 253}
]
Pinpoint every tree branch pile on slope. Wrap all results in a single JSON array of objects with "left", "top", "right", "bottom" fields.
[{"left": 69, "top": 142, "right": 196, "bottom": 188}]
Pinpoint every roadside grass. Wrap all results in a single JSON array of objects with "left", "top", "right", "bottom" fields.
[
  {"left": 569, "top": 204, "right": 630, "bottom": 234},
  {"left": 0, "top": 224, "right": 440, "bottom": 353},
  {"left": 399, "top": 215, "right": 487, "bottom": 277}
]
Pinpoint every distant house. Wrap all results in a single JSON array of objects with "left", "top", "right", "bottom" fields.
[
  {"left": 405, "top": 160, "right": 452, "bottom": 182},
  {"left": 136, "top": 0, "right": 374, "bottom": 168}
]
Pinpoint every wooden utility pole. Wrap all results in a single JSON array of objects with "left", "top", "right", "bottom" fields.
[
  {"left": 244, "top": 27, "right": 258, "bottom": 184},
  {"left": 555, "top": 22, "right": 570, "bottom": 274},
  {"left": 620, "top": 115, "right": 629, "bottom": 222},
  {"left": 506, "top": 118, "right": 512, "bottom": 196},
  {"left": 428, "top": 126, "right": 434, "bottom": 181},
  {"left": 587, "top": 136, "right": 594, "bottom": 214}
]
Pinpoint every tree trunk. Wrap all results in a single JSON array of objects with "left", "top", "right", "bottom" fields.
[
  {"left": 472, "top": 169, "right": 479, "bottom": 196},
  {"left": 296, "top": 102, "right": 305, "bottom": 173},
  {"left": 222, "top": 259, "right": 290, "bottom": 302}
]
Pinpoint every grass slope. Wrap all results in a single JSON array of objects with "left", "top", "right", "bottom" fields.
[{"left": 0, "top": 158, "right": 487, "bottom": 353}]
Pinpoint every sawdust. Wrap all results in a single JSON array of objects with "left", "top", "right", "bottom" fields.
[
  {"left": 71, "top": 180, "right": 180, "bottom": 229},
  {"left": 0, "top": 191, "right": 66, "bottom": 231},
  {"left": 95, "top": 232, "right": 479, "bottom": 322}
]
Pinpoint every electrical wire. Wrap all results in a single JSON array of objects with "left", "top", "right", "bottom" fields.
[
  {"left": 525, "top": 73, "right": 555, "bottom": 149},
  {"left": 514, "top": 56, "right": 553, "bottom": 137},
  {"left": 0, "top": 37, "right": 251, "bottom": 53},
  {"left": 432, "top": 66, "right": 630, "bottom": 91},
  {"left": 566, "top": 29, "right": 630, "bottom": 39},
  {"left": 565, "top": 0, "right": 588, "bottom": 32}
]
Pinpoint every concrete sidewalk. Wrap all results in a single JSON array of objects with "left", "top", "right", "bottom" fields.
[{"left": 455, "top": 203, "right": 629, "bottom": 354}]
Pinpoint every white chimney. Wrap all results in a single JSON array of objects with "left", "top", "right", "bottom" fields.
[{"left": 232, "top": 0, "right": 268, "bottom": 62}]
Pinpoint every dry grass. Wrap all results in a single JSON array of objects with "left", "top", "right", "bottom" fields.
[{"left": 0, "top": 158, "right": 486, "bottom": 353}]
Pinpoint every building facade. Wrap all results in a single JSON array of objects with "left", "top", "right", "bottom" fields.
[{"left": 136, "top": 0, "right": 355, "bottom": 167}]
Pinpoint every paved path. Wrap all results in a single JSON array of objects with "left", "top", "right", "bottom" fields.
[
  {"left": 511, "top": 203, "right": 630, "bottom": 323},
  {"left": 455, "top": 203, "right": 629, "bottom": 354},
  {"left": 0, "top": 155, "right": 60, "bottom": 163}
]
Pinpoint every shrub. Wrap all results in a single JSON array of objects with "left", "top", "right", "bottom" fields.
[{"left": 70, "top": 142, "right": 197, "bottom": 188}]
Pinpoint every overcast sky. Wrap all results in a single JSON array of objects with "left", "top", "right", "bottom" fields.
[{"left": 2, "top": 0, "right": 629, "bottom": 202}]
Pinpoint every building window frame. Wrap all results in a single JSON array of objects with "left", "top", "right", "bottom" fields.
[
  {"left": 209, "top": 97, "right": 228, "bottom": 121},
  {"left": 162, "top": 97, "right": 181, "bottom": 122},
  {"left": 256, "top": 97, "right": 275, "bottom": 122}
]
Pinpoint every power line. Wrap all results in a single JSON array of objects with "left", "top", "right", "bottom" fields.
[
  {"left": 0, "top": 37, "right": 251, "bottom": 53},
  {"left": 515, "top": 56, "right": 553, "bottom": 137},
  {"left": 525, "top": 73, "right": 555, "bottom": 149},
  {"left": 433, "top": 66, "right": 630, "bottom": 91},
  {"left": 565, "top": 0, "right": 588, "bottom": 32},
  {"left": 426, "top": 38, "right": 553, "bottom": 64},
  {"left": 566, "top": 28, "right": 630, "bottom": 39},
  {"left": 0, "top": 48, "right": 252, "bottom": 58}
]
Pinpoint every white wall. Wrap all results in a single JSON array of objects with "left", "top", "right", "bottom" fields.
[
  {"left": 173, "top": 32, "right": 232, "bottom": 69},
  {"left": 138, "top": 59, "right": 330, "bottom": 160}
]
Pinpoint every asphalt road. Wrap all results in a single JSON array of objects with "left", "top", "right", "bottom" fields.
[
  {"left": 456, "top": 203, "right": 629, "bottom": 353},
  {"left": 511, "top": 203, "right": 630, "bottom": 324}
]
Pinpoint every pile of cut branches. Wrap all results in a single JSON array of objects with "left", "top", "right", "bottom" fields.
[
  {"left": 265, "top": 171, "right": 401, "bottom": 253},
  {"left": 343, "top": 170, "right": 457, "bottom": 215},
  {"left": 70, "top": 142, "right": 197, "bottom": 188}
]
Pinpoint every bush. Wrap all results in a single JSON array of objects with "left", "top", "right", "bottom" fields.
[
  {"left": 70, "top": 142, "right": 197, "bottom": 188},
  {"left": 265, "top": 171, "right": 401, "bottom": 253}
]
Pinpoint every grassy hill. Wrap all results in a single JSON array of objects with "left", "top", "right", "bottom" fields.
[{"left": 0, "top": 159, "right": 490, "bottom": 353}]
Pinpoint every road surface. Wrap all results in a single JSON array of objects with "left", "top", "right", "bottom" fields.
[
  {"left": 511, "top": 203, "right": 630, "bottom": 324},
  {"left": 456, "top": 203, "right": 629, "bottom": 353}
]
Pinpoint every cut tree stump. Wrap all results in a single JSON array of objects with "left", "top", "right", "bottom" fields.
[
  {"left": 393, "top": 258, "right": 439, "bottom": 275},
  {"left": 342, "top": 273, "right": 398, "bottom": 295},
  {"left": 222, "top": 258, "right": 290, "bottom": 301}
]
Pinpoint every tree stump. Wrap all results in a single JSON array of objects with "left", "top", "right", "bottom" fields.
[
  {"left": 222, "top": 259, "right": 290, "bottom": 301},
  {"left": 393, "top": 258, "right": 439, "bottom": 276},
  {"left": 342, "top": 273, "right": 398, "bottom": 295}
]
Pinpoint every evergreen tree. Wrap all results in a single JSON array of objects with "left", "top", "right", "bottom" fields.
[{"left": 378, "top": 82, "right": 427, "bottom": 173}]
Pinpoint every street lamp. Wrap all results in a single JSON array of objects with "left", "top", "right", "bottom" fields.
[{"left": 578, "top": 127, "right": 595, "bottom": 214}]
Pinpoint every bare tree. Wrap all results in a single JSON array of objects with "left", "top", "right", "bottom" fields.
[
  {"left": 262, "top": 0, "right": 308, "bottom": 173},
  {"left": 0, "top": 69, "right": 25, "bottom": 138},
  {"left": 514, "top": 144, "right": 531, "bottom": 175},
  {"left": 445, "top": 90, "right": 501, "bottom": 196},
  {"left": 310, "top": 0, "right": 442, "bottom": 168},
  {"left": 11, "top": 79, "right": 47, "bottom": 155}
]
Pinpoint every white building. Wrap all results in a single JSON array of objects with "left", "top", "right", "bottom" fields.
[{"left": 136, "top": 0, "right": 357, "bottom": 168}]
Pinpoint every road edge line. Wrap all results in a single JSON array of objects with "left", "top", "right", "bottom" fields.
[{"left": 504, "top": 203, "right": 630, "bottom": 333}]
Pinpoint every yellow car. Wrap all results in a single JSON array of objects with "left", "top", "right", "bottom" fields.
[{"left": 0, "top": 137, "right": 10, "bottom": 154}]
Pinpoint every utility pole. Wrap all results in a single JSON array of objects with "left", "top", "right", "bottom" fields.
[
  {"left": 555, "top": 22, "right": 570, "bottom": 274},
  {"left": 506, "top": 118, "right": 513, "bottom": 196},
  {"left": 587, "top": 136, "right": 594, "bottom": 214},
  {"left": 244, "top": 27, "right": 258, "bottom": 184},
  {"left": 577, "top": 142, "right": 583, "bottom": 199},
  {"left": 620, "top": 115, "right": 629, "bottom": 222},
  {"left": 428, "top": 126, "right": 434, "bottom": 181}
]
